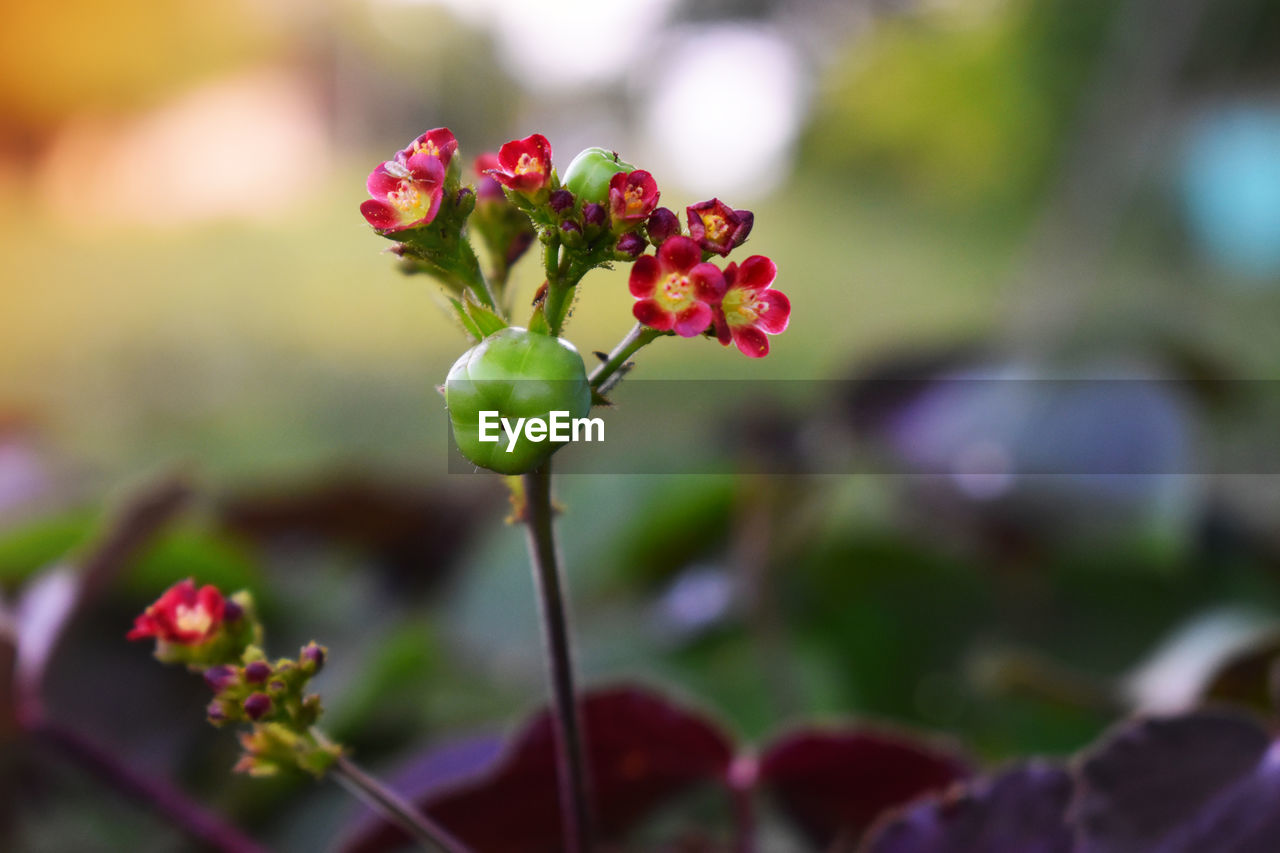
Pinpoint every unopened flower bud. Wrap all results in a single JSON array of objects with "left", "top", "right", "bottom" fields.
[
  {"left": 204, "top": 665, "right": 237, "bottom": 693},
  {"left": 243, "top": 693, "right": 272, "bottom": 721},
  {"left": 223, "top": 598, "right": 244, "bottom": 623},
  {"left": 646, "top": 207, "right": 680, "bottom": 246},
  {"left": 583, "top": 203, "right": 607, "bottom": 228},
  {"left": 549, "top": 189, "right": 575, "bottom": 213},
  {"left": 616, "top": 232, "right": 646, "bottom": 258},
  {"left": 301, "top": 643, "right": 326, "bottom": 671},
  {"left": 207, "top": 699, "right": 229, "bottom": 724},
  {"left": 560, "top": 220, "right": 581, "bottom": 236},
  {"left": 687, "top": 199, "right": 754, "bottom": 257},
  {"left": 243, "top": 661, "right": 271, "bottom": 684}
]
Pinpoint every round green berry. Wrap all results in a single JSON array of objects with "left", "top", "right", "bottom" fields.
[
  {"left": 562, "top": 147, "right": 635, "bottom": 204},
  {"left": 445, "top": 328, "right": 592, "bottom": 475}
]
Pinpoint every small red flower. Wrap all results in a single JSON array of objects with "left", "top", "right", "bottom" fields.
[
  {"left": 396, "top": 127, "right": 458, "bottom": 170},
  {"left": 473, "top": 152, "right": 505, "bottom": 202},
  {"left": 713, "top": 255, "right": 789, "bottom": 358},
  {"left": 489, "top": 133, "right": 553, "bottom": 193},
  {"left": 128, "top": 578, "right": 227, "bottom": 646},
  {"left": 629, "top": 236, "right": 726, "bottom": 337},
  {"left": 608, "top": 170, "right": 659, "bottom": 224},
  {"left": 687, "top": 199, "right": 754, "bottom": 257},
  {"left": 360, "top": 154, "right": 446, "bottom": 232}
]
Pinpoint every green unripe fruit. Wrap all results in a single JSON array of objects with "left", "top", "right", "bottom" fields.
[
  {"left": 445, "top": 328, "right": 592, "bottom": 475},
  {"left": 562, "top": 147, "right": 635, "bottom": 204}
]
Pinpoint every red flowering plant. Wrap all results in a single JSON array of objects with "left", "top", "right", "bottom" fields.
[
  {"left": 127, "top": 577, "right": 257, "bottom": 667},
  {"left": 128, "top": 128, "right": 791, "bottom": 852},
  {"left": 354, "top": 126, "right": 790, "bottom": 850}
]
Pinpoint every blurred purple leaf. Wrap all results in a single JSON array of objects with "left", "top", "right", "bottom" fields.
[
  {"left": 758, "top": 727, "right": 970, "bottom": 848},
  {"left": 863, "top": 762, "right": 1074, "bottom": 853},
  {"left": 343, "top": 685, "right": 736, "bottom": 853},
  {"left": 13, "top": 565, "right": 78, "bottom": 697},
  {"left": 339, "top": 734, "right": 506, "bottom": 849},
  {"left": 1077, "top": 709, "right": 1274, "bottom": 852}
]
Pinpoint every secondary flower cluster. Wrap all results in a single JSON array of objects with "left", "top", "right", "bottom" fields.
[
  {"left": 631, "top": 206, "right": 790, "bottom": 358},
  {"left": 359, "top": 128, "right": 790, "bottom": 357},
  {"left": 129, "top": 579, "right": 341, "bottom": 777}
]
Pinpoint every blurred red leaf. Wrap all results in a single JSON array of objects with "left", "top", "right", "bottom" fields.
[
  {"left": 758, "top": 726, "right": 970, "bottom": 848},
  {"left": 343, "top": 685, "right": 736, "bottom": 853}
]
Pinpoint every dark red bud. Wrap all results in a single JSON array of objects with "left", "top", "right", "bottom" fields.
[
  {"left": 206, "top": 700, "right": 228, "bottom": 723},
  {"left": 302, "top": 643, "right": 326, "bottom": 669},
  {"left": 203, "top": 665, "right": 237, "bottom": 693},
  {"left": 560, "top": 220, "right": 581, "bottom": 235},
  {"left": 223, "top": 599, "right": 243, "bottom": 622},
  {"left": 243, "top": 661, "right": 271, "bottom": 684},
  {"left": 243, "top": 693, "right": 272, "bottom": 720},
  {"left": 583, "top": 203, "right": 606, "bottom": 227},
  {"left": 616, "top": 232, "right": 646, "bottom": 257},
  {"left": 549, "top": 189, "right": 575, "bottom": 213},
  {"left": 646, "top": 207, "right": 680, "bottom": 245}
]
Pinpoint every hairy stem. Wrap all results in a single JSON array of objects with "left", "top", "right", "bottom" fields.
[
  {"left": 521, "top": 464, "right": 593, "bottom": 852},
  {"left": 331, "top": 754, "right": 468, "bottom": 853},
  {"left": 589, "top": 323, "right": 663, "bottom": 394}
]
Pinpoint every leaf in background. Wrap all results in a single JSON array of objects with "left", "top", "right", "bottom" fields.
[
  {"left": 219, "top": 475, "right": 489, "bottom": 598},
  {"left": 1076, "top": 709, "right": 1275, "bottom": 852},
  {"left": 338, "top": 733, "right": 506, "bottom": 851},
  {"left": 341, "top": 685, "right": 737, "bottom": 853},
  {"left": 758, "top": 727, "right": 970, "bottom": 848},
  {"left": 862, "top": 762, "right": 1074, "bottom": 853},
  {"left": 1121, "top": 609, "right": 1280, "bottom": 715}
]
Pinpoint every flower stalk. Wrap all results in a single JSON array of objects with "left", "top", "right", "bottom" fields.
[
  {"left": 330, "top": 753, "right": 468, "bottom": 853},
  {"left": 520, "top": 463, "right": 593, "bottom": 852}
]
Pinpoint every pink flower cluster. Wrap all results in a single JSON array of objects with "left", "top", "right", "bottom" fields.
[
  {"left": 361, "top": 127, "right": 790, "bottom": 357},
  {"left": 633, "top": 201, "right": 788, "bottom": 358}
]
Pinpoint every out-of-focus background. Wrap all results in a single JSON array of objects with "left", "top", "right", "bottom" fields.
[{"left": 3, "top": 0, "right": 1280, "bottom": 849}]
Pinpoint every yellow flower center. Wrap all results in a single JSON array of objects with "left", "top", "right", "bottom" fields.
[
  {"left": 174, "top": 604, "right": 213, "bottom": 637},
  {"left": 624, "top": 185, "right": 646, "bottom": 216},
  {"left": 387, "top": 180, "right": 430, "bottom": 218},
  {"left": 415, "top": 140, "right": 440, "bottom": 158},
  {"left": 723, "top": 287, "right": 767, "bottom": 325},
  {"left": 515, "top": 153, "right": 544, "bottom": 176},
  {"left": 655, "top": 272, "right": 693, "bottom": 312},
  {"left": 701, "top": 213, "right": 730, "bottom": 242}
]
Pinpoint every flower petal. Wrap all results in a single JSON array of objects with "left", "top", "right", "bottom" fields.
[
  {"left": 367, "top": 164, "right": 403, "bottom": 199},
  {"left": 629, "top": 255, "right": 661, "bottom": 297},
  {"left": 732, "top": 325, "right": 770, "bottom": 358},
  {"left": 690, "top": 263, "right": 726, "bottom": 302},
  {"left": 735, "top": 255, "right": 777, "bottom": 291},
  {"left": 633, "top": 299, "right": 674, "bottom": 331},
  {"left": 755, "top": 289, "right": 791, "bottom": 334},
  {"left": 404, "top": 153, "right": 446, "bottom": 186},
  {"left": 673, "top": 302, "right": 713, "bottom": 338},
  {"left": 658, "top": 236, "right": 701, "bottom": 274},
  {"left": 360, "top": 200, "right": 401, "bottom": 230}
]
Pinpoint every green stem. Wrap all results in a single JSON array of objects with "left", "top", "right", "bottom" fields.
[
  {"left": 589, "top": 323, "right": 663, "bottom": 394},
  {"left": 521, "top": 464, "right": 593, "bottom": 852},
  {"left": 331, "top": 754, "right": 469, "bottom": 853}
]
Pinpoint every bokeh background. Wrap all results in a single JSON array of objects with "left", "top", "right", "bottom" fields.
[{"left": 3, "top": 0, "right": 1280, "bottom": 849}]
